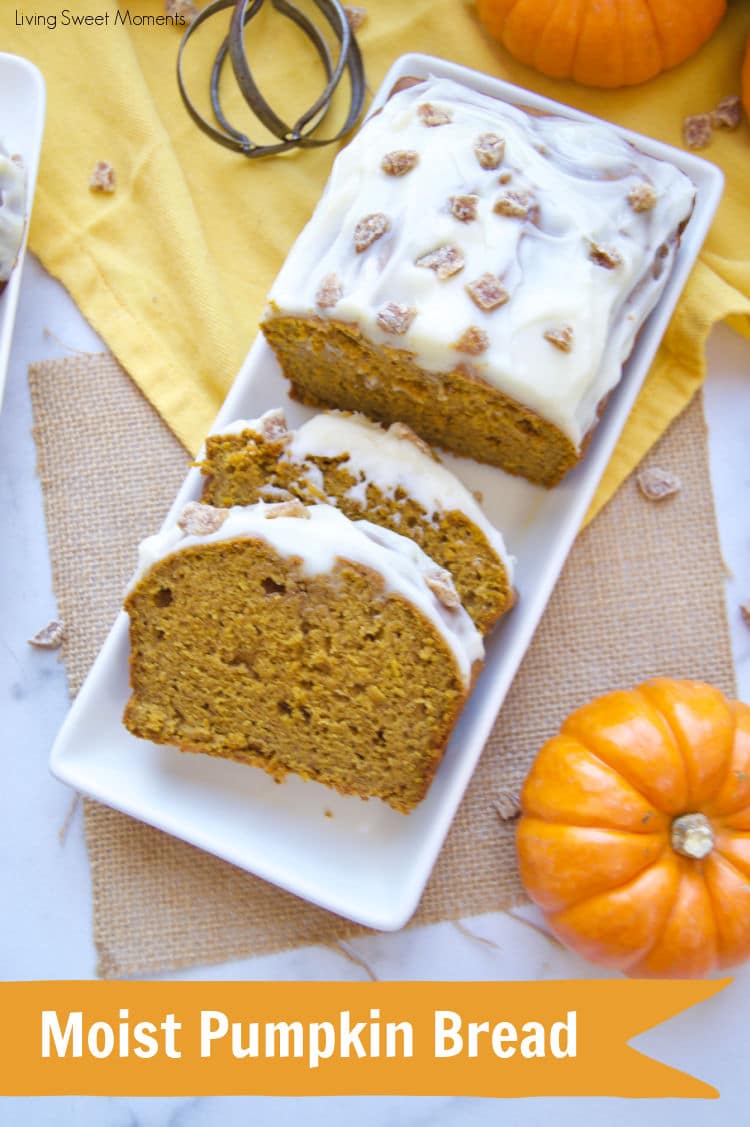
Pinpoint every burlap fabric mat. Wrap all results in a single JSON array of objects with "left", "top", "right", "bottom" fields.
[{"left": 29, "top": 353, "right": 735, "bottom": 978}]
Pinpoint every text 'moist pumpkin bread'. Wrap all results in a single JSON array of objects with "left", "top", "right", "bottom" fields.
[
  {"left": 261, "top": 76, "right": 696, "bottom": 486},
  {"left": 123, "top": 500, "right": 484, "bottom": 813},
  {"left": 200, "top": 408, "right": 515, "bottom": 633}
]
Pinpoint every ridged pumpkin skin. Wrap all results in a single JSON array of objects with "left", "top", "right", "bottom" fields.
[
  {"left": 517, "top": 679, "right": 750, "bottom": 977},
  {"left": 477, "top": 0, "right": 727, "bottom": 89}
]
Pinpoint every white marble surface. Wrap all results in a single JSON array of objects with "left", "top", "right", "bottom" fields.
[{"left": 1, "top": 254, "right": 749, "bottom": 1124}]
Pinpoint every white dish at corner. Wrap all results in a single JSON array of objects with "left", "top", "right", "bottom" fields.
[
  {"left": 0, "top": 53, "right": 45, "bottom": 408},
  {"left": 49, "top": 54, "right": 724, "bottom": 931}
]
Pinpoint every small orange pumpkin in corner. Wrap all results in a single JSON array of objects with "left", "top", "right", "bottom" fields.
[
  {"left": 476, "top": 0, "right": 728, "bottom": 89},
  {"left": 517, "top": 678, "right": 750, "bottom": 977}
]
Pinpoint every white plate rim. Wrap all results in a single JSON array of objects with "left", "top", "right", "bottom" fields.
[
  {"left": 0, "top": 52, "right": 46, "bottom": 408},
  {"left": 49, "top": 53, "right": 724, "bottom": 931}
]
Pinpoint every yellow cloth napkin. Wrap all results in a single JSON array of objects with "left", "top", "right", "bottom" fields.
[{"left": 6, "top": 1, "right": 750, "bottom": 520}]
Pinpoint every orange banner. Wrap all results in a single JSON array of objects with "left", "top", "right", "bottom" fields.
[{"left": 0, "top": 979, "right": 727, "bottom": 1098}]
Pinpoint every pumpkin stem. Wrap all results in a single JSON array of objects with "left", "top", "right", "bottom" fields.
[{"left": 671, "top": 813, "right": 714, "bottom": 860}]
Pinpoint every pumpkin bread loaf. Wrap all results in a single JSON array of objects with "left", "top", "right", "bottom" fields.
[
  {"left": 261, "top": 76, "right": 695, "bottom": 486},
  {"left": 200, "top": 408, "right": 515, "bottom": 634},
  {"left": 123, "top": 501, "right": 484, "bottom": 813}
]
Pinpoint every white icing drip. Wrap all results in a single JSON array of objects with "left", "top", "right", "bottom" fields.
[
  {"left": 266, "top": 77, "right": 695, "bottom": 447},
  {"left": 0, "top": 142, "right": 26, "bottom": 283},
  {"left": 132, "top": 501, "right": 484, "bottom": 684},
  {"left": 210, "top": 410, "right": 514, "bottom": 583}
]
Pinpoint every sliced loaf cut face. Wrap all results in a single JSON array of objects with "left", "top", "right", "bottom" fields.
[
  {"left": 200, "top": 408, "right": 515, "bottom": 634},
  {"left": 123, "top": 501, "right": 483, "bottom": 813}
]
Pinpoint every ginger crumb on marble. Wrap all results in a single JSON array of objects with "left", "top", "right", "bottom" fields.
[
  {"left": 315, "top": 273, "right": 343, "bottom": 309},
  {"left": 474, "top": 132, "right": 505, "bottom": 169},
  {"left": 415, "top": 244, "right": 465, "bottom": 279},
  {"left": 453, "top": 326, "right": 489, "bottom": 355},
  {"left": 740, "top": 602, "right": 750, "bottom": 628},
  {"left": 417, "top": 103, "right": 453, "bottom": 127},
  {"left": 381, "top": 150, "right": 418, "bottom": 176},
  {"left": 627, "top": 183, "right": 658, "bottom": 212},
  {"left": 28, "top": 619, "right": 65, "bottom": 650},
  {"left": 354, "top": 212, "right": 390, "bottom": 253},
  {"left": 376, "top": 302, "right": 416, "bottom": 335},
  {"left": 637, "top": 466, "right": 682, "bottom": 502},
  {"left": 683, "top": 113, "right": 712, "bottom": 150},
  {"left": 89, "top": 160, "right": 116, "bottom": 193},
  {"left": 466, "top": 273, "right": 509, "bottom": 312},
  {"left": 178, "top": 502, "right": 229, "bottom": 535},
  {"left": 544, "top": 325, "right": 574, "bottom": 353}
]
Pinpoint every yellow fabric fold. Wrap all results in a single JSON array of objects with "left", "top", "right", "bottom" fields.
[{"left": 5, "top": 1, "right": 750, "bottom": 521}]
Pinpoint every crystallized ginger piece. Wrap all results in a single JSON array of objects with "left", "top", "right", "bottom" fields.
[
  {"left": 711, "top": 95, "right": 742, "bottom": 131},
  {"left": 354, "top": 212, "right": 390, "bottom": 253},
  {"left": 589, "top": 241, "right": 623, "bottom": 269},
  {"left": 381, "top": 150, "right": 419, "bottom": 176},
  {"left": 453, "top": 326, "right": 489, "bottom": 355},
  {"left": 166, "top": 0, "right": 198, "bottom": 23},
  {"left": 89, "top": 160, "right": 116, "bottom": 193},
  {"left": 449, "top": 194, "right": 479, "bottom": 223},
  {"left": 474, "top": 132, "right": 505, "bottom": 170},
  {"left": 683, "top": 113, "right": 712, "bottom": 150},
  {"left": 264, "top": 500, "right": 310, "bottom": 520},
  {"left": 388, "top": 421, "right": 438, "bottom": 460},
  {"left": 376, "top": 302, "right": 415, "bottom": 335},
  {"left": 343, "top": 5, "right": 367, "bottom": 31},
  {"left": 425, "top": 567, "right": 461, "bottom": 610},
  {"left": 415, "top": 244, "right": 465, "bottom": 280},
  {"left": 315, "top": 273, "right": 343, "bottom": 309},
  {"left": 28, "top": 619, "right": 65, "bottom": 649},
  {"left": 417, "top": 103, "right": 453, "bottom": 127},
  {"left": 465, "top": 273, "right": 509, "bottom": 312},
  {"left": 543, "top": 325, "right": 574, "bottom": 353},
  {"left": 178, "top": 502, "right": 229, "bottom": 536},
  {"left": 493, "top": 190, "right": 535, "bottom": 220},
  {"left": 637, "top": 466, "right": 682, "bottom": 502},
  {"left": 627, "top": 183, "right": 658, "bottom": 212}
]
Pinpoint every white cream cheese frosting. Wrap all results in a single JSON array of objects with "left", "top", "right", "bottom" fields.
[
  {"left": 0, "top": 142, "right": 26, "bottom": 285},
  {"left": 213, "top": 407, "right": 514, "bottom": 584},
  {"left": 132, "top": 500, "right": 484, "bottom": 685},
  {"left": 266, "top": 76, "right": 696, "bottom": 448}
]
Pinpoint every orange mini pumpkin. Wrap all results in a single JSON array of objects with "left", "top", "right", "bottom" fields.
[
  {"left": 477, "top": 0, "right": 727, "bottom": 89},
  {"left": 517, "top": 679, "right": 750, "bottom": 977}
]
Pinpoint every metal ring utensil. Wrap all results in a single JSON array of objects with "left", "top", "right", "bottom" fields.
[{"left": 176, "top": 0, "right": 366, "bottom": 158}]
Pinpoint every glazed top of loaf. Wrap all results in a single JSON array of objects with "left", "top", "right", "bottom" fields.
[
  {"left": 266, "top": 77, "right": 696, "bottom": 448},
  {"left": 132, "top": 500, "right": 484, "bottom": 684},
  {"left": 213, "top": 407, "right": 513, "bottom": 582},
  {"left": 0, "top": 143, "right": 26, "bottom": 284}
]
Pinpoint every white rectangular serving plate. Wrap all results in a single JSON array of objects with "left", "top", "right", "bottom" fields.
[
  {"left": 0, "top": 53, "right": 45, "bottom": 407},
  {"left": 50, "top": 53, "right": 723, "bottom": 931}
]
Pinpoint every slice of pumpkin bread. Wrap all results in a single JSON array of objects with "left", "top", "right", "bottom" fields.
[
  {"left": 123, "top": 501, "right": 484, "bottom": 813},
  {"left": 200, "top": 408, "right": 514, "bottom": 634}
]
